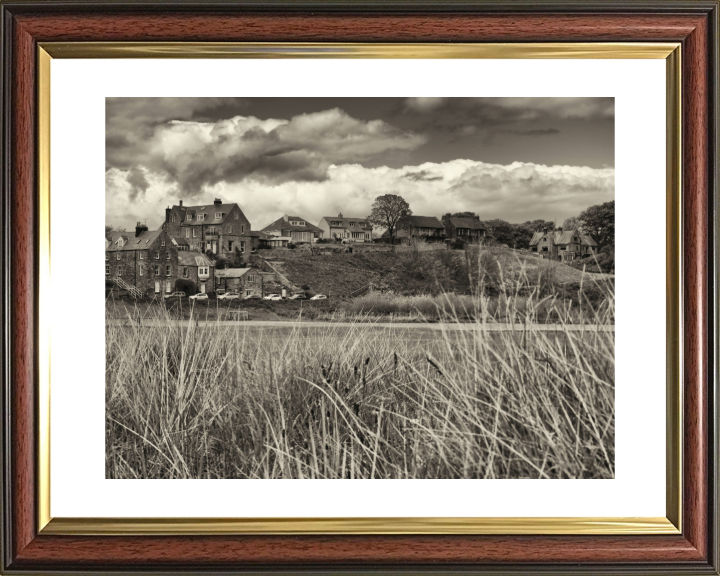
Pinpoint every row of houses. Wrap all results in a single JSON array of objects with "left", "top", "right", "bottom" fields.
[{"left": 106, "top": 197, "right": 598, "bottom": 297}]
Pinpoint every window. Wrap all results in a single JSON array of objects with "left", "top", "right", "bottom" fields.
[
  {"left": 186, "top": 214, "right": 192, "bottom": 221},
  {"left": 171, "top": 215, "right": 176, "bottom": 223},
  {"left": 139, "top": 253, "right": 144, "bottom": 260},
  {"left": 240, "top": 241, "right": 246, "bottom": 253},
  {"left": 349, "top": 222, "right": 355, "bottom": 227},
  {"left": 215, "top": 212, "right": 225, "bottom": 220},
  {"left": 161, "top": 239, "right": 165, "bottom": 247},
  {"left": 105, "top": 253, "right": 108, "bottom": 261},
  {"left": 185, "top": 228, "right": 190, "bottom": 238},
  {"left": 193, "top": 229, "right": 197, "bottom": 238},
  {"left": 166, "top": 252, "right": 170, "bottom": 260},
  {"left": 166, "top": 281, "right": 172, "bottom": 293},
  {"left": 228, "top": 241, "right": 234, "bottom": 252},
  {"left": 248, "top": 274, "right": 255, "bottom": 282},
  {"left": 183, "top": 267, "right": 188, "bottom": 278},
  {"left": 116, "top": 253, "right": 121, "bottom": 261},
  {"left": 228, "top": 225, "right": 232, "bottom": 234},
  {"left": 154, "top": 265, "right": 160, "bottom": 276},
  {"left": 155, "top": 251, "right": 160, "bottom": 259},
  {"left": 117, "top": 266, "right": 123, "bottom": 276},
  {"left": 541, "top": 246, "right": 548, "bottom": 252},
  {"left": 139, "top": 265, "right": 145, "bottom": 276},
  {"left": 199, "top": 267, "right": 209, "bottom": 275},
  {"left": 332, "top": 221, "right": 342, "bottom": 226},
  {"left": 241, "top": 225, "right": 244, "bottom": 234},
  {"left": 165, "top": 265, "right": 171, "bottom": 276},
  {"left": 105, "top": 265, "right": 109, "bottom": 275},
  {"left": 235, "top": 213, "right": 239, "bottom": 220},
  {"left": 198, "top": 214, "right": 206, "bottom": 221}
]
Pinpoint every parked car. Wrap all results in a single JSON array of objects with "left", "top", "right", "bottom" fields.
[
  {"left": 189, "top": 293, "right": 208, "bottom": 301},
  {"left": 217, "top": 292, "right": 239, "bottom": 300},
  {"left": 165, "top": 291, "right": 186, "bottom": 299},
  {"left": 243, "top": 294, "right": 261, "bottom": 300},
  {"left": 264, "top": 294, "right": 283, "bottom": 301},
  {"left": 287, "top": 293, "right": 307, "bottom": 300},
  {"left": 310, "top": 294, "right": 327, "bottom": 300}
]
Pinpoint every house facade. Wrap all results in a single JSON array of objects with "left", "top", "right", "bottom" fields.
[
  {"left": 317, "top": 213, "right": 373, "bottom": 242},
  {"left": 106, "top": 223, "right": 179, "bottom": 296},
  {"left": 395, "top": 216, "right": 446, "bottom": 241},
  {"left": 215, "top": 268, "right": 270, "bottom": 297},
  {"left": 261, "top": 214, "right": 324, "bottom": 244},
  {"left": 529, "top": 228, "right": 598, "bottom": 262},
  {"left": 178, "top": 251, "right": 215, "bottom": 294},
  {"left": 164, "top": 198, "right": 254, "bottom": 264},
  {"left": 442, "top": 216, "right": 487, "bottom": 243}
]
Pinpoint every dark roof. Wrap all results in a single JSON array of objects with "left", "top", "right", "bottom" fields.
[
  {"left": 320, "top": 216, "right": 372, "bottom": 230},
  {"left": 173, "top": 203, "right": 240, "bottom": 226},
  {"left": 171, "top": 236, "right": 189, "bottom": 246},
  {"left": 261, "top": 215, "right": 323, "bottom": 234},
  {"left": 215, "top": 268, "right": 252, "bottom": 279},
  {"left": 447, "top": 217, "right": 486, "bottom": 230},
  {"left": 529, "top": 229, "right": 588, "bottom": 247},
  {"left": 106, "top": 229, "right": 164, "bottom": 252},
  {"left": 402, "top": 216, "right": 445, "bottom": 229},
  {"left": 178, "top": 251, "right": 214, "bottom": 267}
]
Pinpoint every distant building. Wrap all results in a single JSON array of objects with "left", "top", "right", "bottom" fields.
[
  {"left": 214, "top": 268, "right": 267, "bottom": 297},
  {"left": 395, "top": 216, "right": 446, "bottom": 241},
  {"left": 529, "top": 227, "right": 598, "bottom": 262},
  {"left": 178, "top": 251, "right": 215, "bottom": 294},
  {"left": 105, "top": 222, "right": 178, "bottom": 297},
  {"left": 261, "top": 214, "right": 324, "bottom": 244},
  {"left": 164, "top": 198, "right": 254, "bottom": 264},
  {"left": 318, "top": 213, "right": 372, "bottom": 242},
  {"left": 442, "top": 216, "right": 487, "bottom": 243}
]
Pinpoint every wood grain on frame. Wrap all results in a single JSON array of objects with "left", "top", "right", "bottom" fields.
[{"left": 2, "top": 4, "right": 716, "bottom": 573}]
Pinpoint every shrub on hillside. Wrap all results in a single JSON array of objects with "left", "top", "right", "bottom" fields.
[{"left": 174, "top": 279, "right": 197, "bottom": 296}]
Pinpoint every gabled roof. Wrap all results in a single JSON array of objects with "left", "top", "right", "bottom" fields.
[
  {"left": 174, "top": 203, "right": 241, "bottom": 226},
  {"left": 178, "top": 251, "right": 214, "bottom": 267},
  {"left": 447, "top": 217, "right": 486, "bottom": 230},
  {"left": 320, "top": 216, "right": 372, "bottom": 230},
  {"left": 529, "top": 229, "right": 589, "bottom": 247},
  {"left": 402, "top": 216, "right": 445, "bottom": 229},
  {"left": 106, "top": 229, "right": 164, "bottom": 252},
  {"left": 261, "top": 215, "right": 323, "bottom": 234},
  {"left": 215, "top": 268, "right": 252, "bottom": 279}
]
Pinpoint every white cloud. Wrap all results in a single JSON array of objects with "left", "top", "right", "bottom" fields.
[{"left": 106, "top": 159, "right": 614, "bottom": 232}]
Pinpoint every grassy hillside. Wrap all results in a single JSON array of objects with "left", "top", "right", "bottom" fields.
[{"left": 271, "top": 246, "right": 612, "bottom": 298}]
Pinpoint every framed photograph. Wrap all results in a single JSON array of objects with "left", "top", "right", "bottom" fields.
[{"left": 1, "top": 1, "right": 717, "bottom": 573}]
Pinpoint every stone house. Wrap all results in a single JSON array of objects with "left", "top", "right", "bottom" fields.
[
  {"left": 178, "top": 251, "right": 215, "bottom": 294},
  {"left": 395, "top": 216, "right": 446, "bottom": 241},
  {"left": 164, "top": 198, "right": 254, "bottom": 264},
  {"left": 106, "top": 223, "right": 179, "bottom": 297},
  {"left": 442, "top": 216, "right": 487, "bottom": 243},
  {"left": 317, "top": 213, "right": 372, "bottom": 242},
  {"left": 529, "top": 227, "right": 598, "bottom": 262},
  {"left": 214, "top": 268, "right": 267, "bottom": 297},
  {"left": 261, "top": 214, "right": 324, "bottom": 244}
]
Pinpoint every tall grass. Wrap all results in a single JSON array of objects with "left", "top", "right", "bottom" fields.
[{"left": 106, "top": 290, "right": 615, "bottom": 479}]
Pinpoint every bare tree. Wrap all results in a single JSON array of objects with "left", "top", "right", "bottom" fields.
[{"left": 367, "top": 194, "right": 412, "bottom": 240}]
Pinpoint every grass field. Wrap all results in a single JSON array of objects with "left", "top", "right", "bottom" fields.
[{"left": 106, "top": 281, "right": 615, "bottom": 479}]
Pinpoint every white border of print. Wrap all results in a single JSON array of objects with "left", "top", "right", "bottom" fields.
[{"left": 50, "top": 58, "right": 664, "bottom": 518}]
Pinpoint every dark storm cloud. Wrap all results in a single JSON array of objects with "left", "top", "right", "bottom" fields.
[
  {"left": 125, "top": 167, "right": 150, "bottom": 200},
  {"left": 402, "top": 169, "right": 444, "bottom": 182}
]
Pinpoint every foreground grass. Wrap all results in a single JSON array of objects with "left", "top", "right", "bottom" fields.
[{"left": 106, "top": 290, "right": 615, "bottom": 479}]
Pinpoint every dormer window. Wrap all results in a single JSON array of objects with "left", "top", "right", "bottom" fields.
[
  {"left": 290, "top": 220, "right": 305, "bottom": 226},
  {"left": 215, "top": 212, "right": 225, "bottom": 220},
  {"left": 186, "top": 214, "right": 192, "bottom": 221},
  {"left": 161, "top": 239, "right": 165, "bottom": 247},
  {"left": 349, "top": 222, "right": 355, "bottom": 227}
]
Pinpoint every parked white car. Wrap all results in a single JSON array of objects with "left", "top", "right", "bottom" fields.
[
  {"left": 217, "top": 292, "right": 239, "bottom": 300},
  {"left": 287, "top": 293, "right": 307, "bottom": 300},
  {"left": 264, "top": 294, "right": 282, "bottom": 301},
  {"left": 310, "top": 294, "right": 327, "bottom": 300},
  {"left": 189, "top": 293, "right": 208, "bottom": 301}
]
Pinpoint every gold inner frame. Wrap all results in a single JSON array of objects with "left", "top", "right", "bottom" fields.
[{"left": 36, "top": 42, "right": 683, "bottom": 536}]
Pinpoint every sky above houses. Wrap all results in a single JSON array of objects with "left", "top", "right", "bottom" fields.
[{"left": 106, "top": 97, "right": 615, "bottom": 232}]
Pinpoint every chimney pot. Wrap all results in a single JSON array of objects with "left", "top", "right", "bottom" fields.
[
  {"left": 135, "top": 222, "right": 149, "bottom": 238},
  {"left": 338, "top": 212, "right": 343, "bottom": 218},
  {"left": 179, "top": 200, "right": 183, "bottom": 207},
  {"left": 214, "top": 198, "right": 222, "bottom": 205}
]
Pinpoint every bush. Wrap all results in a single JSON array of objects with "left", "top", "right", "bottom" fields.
[
  {"left": 174, "top": 278, "right": 197, "bottom": 296},
  {"left": 287, "top": 243, "right": 297, "bottom": 250}
]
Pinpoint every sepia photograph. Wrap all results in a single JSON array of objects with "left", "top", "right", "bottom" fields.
[{"left": 104, "top": 97, "right": 615, "bottom": 480}]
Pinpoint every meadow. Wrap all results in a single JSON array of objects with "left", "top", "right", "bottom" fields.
[{"left": 106, "top": 281, "right": 615, "bottom": 479}]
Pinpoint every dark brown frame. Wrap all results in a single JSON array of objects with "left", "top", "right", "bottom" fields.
[{"left": 1, "top": 1, "right": 717, "bottom": 573}]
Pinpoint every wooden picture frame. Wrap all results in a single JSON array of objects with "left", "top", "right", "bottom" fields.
[{"left": 1, "top": 1, "right": 717, "bottom": 573}]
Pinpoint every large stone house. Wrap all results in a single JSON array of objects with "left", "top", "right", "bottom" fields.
[
  {"left": 529, "top": 227, "right": 598, "bottom": 262},
  {"left": 163, "top": 198, "right": 254, "bottom": 264},
  {"left": 178, "top": 251, "right": 215, "bottom": 294},
  {"left": 106, "top": 223, "right": 179, "bottom": 297},
  {"left": 317, "top": 214, "right": 372, "bottom": 242},
  {"left": 261, "top": 214, "right": 324, "bottom": 244},
  {"left": 442, "top": 216, "right": 487, "bottom": 243},
  {"left": 395, "top": 216, "right": 446, "bottom": 241}
]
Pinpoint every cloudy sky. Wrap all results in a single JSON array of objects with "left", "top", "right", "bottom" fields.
[{"left": 106, "top": 97, "right": 614, "bottom": 231}]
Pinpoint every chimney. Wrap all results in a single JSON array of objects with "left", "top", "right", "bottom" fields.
[
  {"left": 283, "top": 214, "right": 289, "bottom": 222},
  {"left": 135, "top": 221, "right": 148, "bottom": 238},
  {"left": 338, "top": 212, "right": 343, "bottom": 218},
  {"left": 542, "top": 226, "right": 548, "bottom": 235},
  {"left": 179, "top": 199, "right": 183, "bottom": 207},
  {"left": 214, "top": 198, "right": 222, "bottom": 206},
  {"left": 165, "top": 206, "right": 171, "bottom": 223}
]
